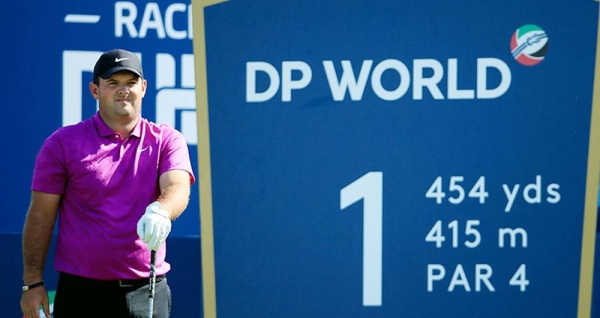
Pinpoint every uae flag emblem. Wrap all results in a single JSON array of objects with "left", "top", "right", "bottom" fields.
[{"left": 510, "top": 24, "right": 548, "bottom": 66}]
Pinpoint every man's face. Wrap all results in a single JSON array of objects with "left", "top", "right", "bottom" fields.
[{"left": 91, "top": 71, "right": 147, "bottom": 119}]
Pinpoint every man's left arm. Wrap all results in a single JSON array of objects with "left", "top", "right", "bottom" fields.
[
  {"left": 137, "top": 169, "right": 192, "bottom": 250},
  {"left": 156, "top": 169, "right": 192, "bottom": 220}
]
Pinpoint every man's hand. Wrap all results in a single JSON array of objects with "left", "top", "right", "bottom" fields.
[
  {"left": 21, "top": 286, "right": 50, "bottom": 318},
  {"left": 137, "top": 201, "right": 172, "bottom": 251}
]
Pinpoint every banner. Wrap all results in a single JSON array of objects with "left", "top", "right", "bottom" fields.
[{"left": 192, "top": 0, "right": 600, "bottom": 317}]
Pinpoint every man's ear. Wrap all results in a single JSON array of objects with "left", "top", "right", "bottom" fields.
[
  {"left": 89, "top": 82, "right": 99, "bottom": 99},
  {"left": 141, "top": 79, "right": 148, "bottom": 98}
]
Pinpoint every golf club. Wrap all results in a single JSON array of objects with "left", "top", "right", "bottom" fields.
[{"left": 148, "top": 250, "right": 156, "bottom": 318}]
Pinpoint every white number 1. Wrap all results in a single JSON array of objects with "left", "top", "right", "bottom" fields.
[{"left": 340, "top": 172, "right": 383, "bottom": 306}]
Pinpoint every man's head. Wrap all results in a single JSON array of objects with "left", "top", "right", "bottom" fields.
[
  {"left": 89, "top": 49, "right": 147, "bottom": 125},
  {"left": 93, "top": 49, "right": 144, "bottom": 85}
]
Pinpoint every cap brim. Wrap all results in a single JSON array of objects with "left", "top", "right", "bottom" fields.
[{"left": 99, "top": 66, "right": 143, "bottom": 79}]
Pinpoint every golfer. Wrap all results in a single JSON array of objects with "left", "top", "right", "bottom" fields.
[{"left": 20, "top": 49, "right": 195, "bottom": 318}]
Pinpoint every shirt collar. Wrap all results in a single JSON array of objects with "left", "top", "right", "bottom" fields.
[{"left": 93, "top": 112, "right": 142, "bottom": 138}]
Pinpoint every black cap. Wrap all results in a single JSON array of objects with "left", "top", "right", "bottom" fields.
[{"left": 93, "top": 49, "right": 144, "bottom": 80}]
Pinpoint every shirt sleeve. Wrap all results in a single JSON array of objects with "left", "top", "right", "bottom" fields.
[
  {"left": 159, "top": 125, "right": 196, "bottom": 185},
  {"left": 31, "top": 131, "right": 67, "bottom": 194}
]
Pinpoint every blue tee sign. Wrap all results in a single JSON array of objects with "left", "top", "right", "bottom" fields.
[{"left": 192, "top": 0, "right": 600, "bottom": 317}]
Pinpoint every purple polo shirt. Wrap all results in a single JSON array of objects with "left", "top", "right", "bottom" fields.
[{"left": 31, "top": 112, "right": 195, "bottom": 280}]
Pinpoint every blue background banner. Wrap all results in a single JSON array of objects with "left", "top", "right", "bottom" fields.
[{"left": 2, "top": 0, "right": 600, "bottom": 317}]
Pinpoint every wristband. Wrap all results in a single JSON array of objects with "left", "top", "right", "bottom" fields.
[{"left": 22, "top": 281, "right": 44, "bottom": 291}]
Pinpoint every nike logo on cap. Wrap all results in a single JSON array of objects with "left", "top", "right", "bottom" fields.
[{"left": 115, "top": 57, "right": 129, "bottom": 62}]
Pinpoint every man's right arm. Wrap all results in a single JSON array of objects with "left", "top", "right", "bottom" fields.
[
  {"left": 21, "top": 190, "right": 60, "bottom": 318},
  {"left": 22, "top": 190, "right": 60, "bottom": 283}
]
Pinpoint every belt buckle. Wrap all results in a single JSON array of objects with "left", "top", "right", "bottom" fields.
[{"left": 118, "top": 279, "right": 133, "bottom": 287}]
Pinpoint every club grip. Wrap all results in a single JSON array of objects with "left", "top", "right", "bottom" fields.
[
  {"left": 148, "top": 250, "right": 157, "bottom": 317},
  {"left": 149, "top": 250, "right": 157, "bottom": 299}
]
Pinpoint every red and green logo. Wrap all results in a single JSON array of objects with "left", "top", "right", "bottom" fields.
[{"left": 510, "top": 24, "right": 548, "bottom": 66}]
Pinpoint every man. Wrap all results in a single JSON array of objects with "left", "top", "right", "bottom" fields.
[{"left": 20, "top": 49, "right": 195, "bottom": 318}]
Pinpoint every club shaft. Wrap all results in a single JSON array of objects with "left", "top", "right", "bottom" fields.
[{"left": 148, "top": 250, "right": 156, "bottom": 318}]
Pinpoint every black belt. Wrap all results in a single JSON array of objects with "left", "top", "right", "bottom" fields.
[{"left": 60, "top": 272, "right": 165, "bottom": 289}]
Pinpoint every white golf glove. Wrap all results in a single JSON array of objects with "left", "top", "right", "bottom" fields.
[{"left": 137, "top": 201, "right": 172, "bottom": 251}]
